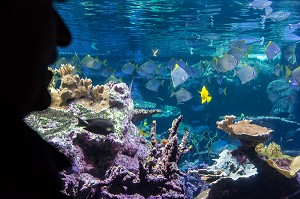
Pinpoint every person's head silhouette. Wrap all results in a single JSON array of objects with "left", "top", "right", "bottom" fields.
[
  {"left": 1, "top": 1, "right": 73, "bottom": 198},
  {"left": 2, "top": 0, "right": 71, "bottom": 117}
]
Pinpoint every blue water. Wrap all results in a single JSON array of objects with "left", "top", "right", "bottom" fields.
[{"left": 53, "top": 0, "right": 300, "bottom": 158}]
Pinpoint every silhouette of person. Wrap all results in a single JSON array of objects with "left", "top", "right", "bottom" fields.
[{"left": 1, "top": 0, "right": 72, "bottom": 198}]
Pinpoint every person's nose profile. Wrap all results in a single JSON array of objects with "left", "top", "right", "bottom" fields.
[{"left": 54, "top": 11, "right": 71, "bottom": 47}]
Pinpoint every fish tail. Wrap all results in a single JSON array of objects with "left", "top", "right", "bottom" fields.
[{"left": 259, "top": 36, "right": 264, "bottom": 45}]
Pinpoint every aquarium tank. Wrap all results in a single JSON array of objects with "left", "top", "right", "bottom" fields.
[{"left": 25, "top": 0, "right": 300, "bottom": 198}]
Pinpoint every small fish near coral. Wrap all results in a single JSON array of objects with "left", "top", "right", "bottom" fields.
[{"left": 77, "top": 117, "right": 115, "bottom": 135}]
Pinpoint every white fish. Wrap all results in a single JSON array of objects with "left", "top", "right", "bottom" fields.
[
  {"left": 249, "top": 0, "right": 272, "bottom": 9},
  {"left": 262, "top": 11, "right": 290, "bottom": 23},
  {"left": 219, "top": 54, "right": 239, "bottom": 72},
  {"left": 171, "top": 87, "right": 193, "bottom": 103},
  {"left": 145, "top": 78, "right": 164, "bottom": 92},
  {"left": 236, "top": 64, "right": 257, "bottom": 84},
  {"left": 171, "top": 64, "right": 189, "bottom": 88}
]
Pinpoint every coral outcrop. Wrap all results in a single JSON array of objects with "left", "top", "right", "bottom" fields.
[
  {"left": 216, "top": 115, "right": 273, "bottom": 147},
  {"left": 256, "top": 142, "right": 300, "bottom": 178},
  {"left": 25, "top": 65, "right": 191, "bottom": 198},
  {"left": 191, "top": 115, "right": 299, "bottom": 199}
]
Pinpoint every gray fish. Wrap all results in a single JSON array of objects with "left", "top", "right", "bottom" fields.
[
  {"left": 262, "top": 11, "right": 290, "bottom": 23},
  {"left": 70, "top": 53, "right": 80, "bottom": 67},
  {"left": 219, "top": 53, "right": 239, "bottom": 72},
  {"left": 141, "top": 60, "right": 157, "bottom": 74},
  {"left": 77, "top": 117, "right": 115, "bottom": 135},
  {"left": 122, "top": 62, "right": 136, "bottom": 75},
  {"left": 248, "top": 0, "right": 272, "bottom": 10},
  {"left": 235, "top": 35, "right": 264, "bottom": 45},
  {"left": 80, "top": 54, "right": 95, "bottom": 68},
  {"left": 171, "top": 63, "right": 189, "bottom": 87},
  {"left": 145, "top": 78, "right": 164, "bottom": 92},
  {"left": 284, "top": 23, "right": 300, "bottom": 34},
  {"left": 292, "top": 66, "right": 300, "bottom": 85},
  {"left": 236, "top": 64, "right": 257, "bottom": 84},
  {"left": 227, "top": 48, "right": 244, "bottom": 62},
  {"left": 229, "top": 40, "right": 248, "bottom": 53},
  {"left": 99, "top": 66, "right": 115, "bottom": 77},
  {"left": 265, "top": 41, "right": 280, "bottom": 60},
  {"left": 171, "top": 87, "right": 193, "bottom": 103}
]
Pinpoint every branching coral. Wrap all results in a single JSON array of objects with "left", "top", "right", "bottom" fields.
[{"left": 76, "top": 115, "right": 192, "bottom": 198}]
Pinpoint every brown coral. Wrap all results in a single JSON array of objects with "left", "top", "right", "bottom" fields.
[{"left": 216, "top": 115, "right": 273, "bottom": 146}]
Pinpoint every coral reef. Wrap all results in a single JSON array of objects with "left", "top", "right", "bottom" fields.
[
  {"left": 190, "top": 115, "right": 299, "bottom": 199},
  {"left": 74, "top": 115, "right": 192, "bottom": 199},
  {"left": 25, "top": 65, "right": 193, "bottom": 198}
]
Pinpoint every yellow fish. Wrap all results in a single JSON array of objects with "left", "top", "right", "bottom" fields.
[{"left": 198, "top": 86, "right": 212, "bottom": 104}]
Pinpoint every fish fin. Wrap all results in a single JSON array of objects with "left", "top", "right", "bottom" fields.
[
  {"left": 224, "top": 87, "right": 227, "bottom": 96},
  {"left": 233, "top": 69, "right": 237, "bottom": 77},
  {"left": 207, "top": 96, "right": 212, "bottom": 103},
  {"left": 161, "top": 80, "right": 165, "bottom": 87},
  {"left": 103, "top": 59, "right": 107, "bottom": 66},
  {"left": 285, "top": 66, "right": 292, "bottom": 79},
  {"left": 245, "top": 46, "right": 253, "bottom": 60},
  {"left": 77, "top": 117, "right": 88, "bottom": 127},
  {"left": 170, "top": 90, "right": 174, "bottom": 97}
]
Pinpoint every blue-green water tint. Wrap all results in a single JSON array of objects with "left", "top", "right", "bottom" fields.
[{"left": 53, "top": 0, "right": 300, "bottom": 158}]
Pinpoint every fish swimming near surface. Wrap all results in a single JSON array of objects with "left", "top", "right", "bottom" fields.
[
  {"left": 265, "top": 41, "right": 281, "bottom": 60},
  {"left": 77, "top": 117, "right": 115, "bottom": 135},
  {"left": 248, "top": 0, "right": 272, "bottom": 10},
  {"left": 235, "top": 64, "right": 257, "bottom": 84},
  {"left": 198, "top": 86, "right": 212, "bottom": 104},
  {"left": 235, "top": 35, "right": 264, "bottom": 45},
  {"left": 262, "top": 11, "right": 290, "bottom": 23}
]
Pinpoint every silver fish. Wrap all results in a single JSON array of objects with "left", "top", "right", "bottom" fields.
[
  {"left": 145, "top": 78, "right": 164, "bottom": 92},
  {"left": 292, "top": 66, "right": 300, "bottom": 85},
  {"left": 249, "top": 0, "right": 272, "bottom": 10},
  {"left": 171, "top": 64, "right": 189, "bottom": 88},
  {"left": 262, "top": 11, "right": 290, "bottom": 23},
  {"left": 265, "top": 41, "right": 281, "bottom": 60},
  {"left": 220, "top": 54, "right": 239, "bottom": 72},
  {"left": 236, "top": 64, "right": 257, "bottom": 84},
  {"left": 172, "top": 87, "right": 193, "bottom": 103},
  {"left": 122, "top": 62, "right": 136, "bottom": 75}
]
